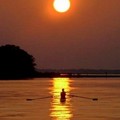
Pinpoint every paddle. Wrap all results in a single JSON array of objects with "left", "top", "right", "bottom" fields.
[
  {"left": 26, "top": 95, "right": 98, "bottom": 101},
  {"left": 70, "top": 95, "right": 98, "bottom": 101},
  {"left": 26, "top": 96, "right": 53, "bottom": 101}
]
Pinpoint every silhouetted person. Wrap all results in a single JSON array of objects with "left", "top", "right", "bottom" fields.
[{"left": 60, "top": 88, "right": 66, "bottom": 102}]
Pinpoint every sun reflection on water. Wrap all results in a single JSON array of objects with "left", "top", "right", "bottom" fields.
[{"left": 50, "top": 78, "right": 73, "bottom": 120}]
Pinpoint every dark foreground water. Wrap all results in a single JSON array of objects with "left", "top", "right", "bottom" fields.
[{"left": 0, "top": 78, "right": 120, "bottom": 120}]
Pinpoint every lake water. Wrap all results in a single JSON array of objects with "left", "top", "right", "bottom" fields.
[{"left": 0, "top": 78, "right": 120, "bottom": 120}]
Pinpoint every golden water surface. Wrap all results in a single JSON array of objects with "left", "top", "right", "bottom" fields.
[{"left": 0, "top": 78, "right": 120, "bottom": 120}]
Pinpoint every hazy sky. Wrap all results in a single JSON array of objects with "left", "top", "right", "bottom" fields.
[{"left": 0, "top": 0, "right": 120, "bottom": 69}]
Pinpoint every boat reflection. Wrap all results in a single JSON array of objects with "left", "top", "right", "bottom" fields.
[{"left": 50, "top": 78, "right": 73, "bottom": 120}]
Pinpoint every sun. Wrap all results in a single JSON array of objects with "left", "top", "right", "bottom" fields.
[{"left": 53, "top": 0, "right": 71, "bottom": 13}]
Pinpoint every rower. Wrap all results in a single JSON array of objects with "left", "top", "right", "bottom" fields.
[{"left": 60, "top": 88, "right": 66, "bottom": 102}]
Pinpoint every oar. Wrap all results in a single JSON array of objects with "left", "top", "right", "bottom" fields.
[
  {"left": 26, "top": 96, "right": 53, "bottom": 101},
  {"left": 70, "top": 95, "right": 98, "bottom": 101}
]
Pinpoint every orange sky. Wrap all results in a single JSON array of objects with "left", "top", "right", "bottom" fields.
[{"left": 0, "top": 0, "right": 120, "bottom": 69}]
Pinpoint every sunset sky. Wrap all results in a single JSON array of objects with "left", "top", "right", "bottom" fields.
[{"left": 0, "top": 0, "right": 120, "bottom": 69}]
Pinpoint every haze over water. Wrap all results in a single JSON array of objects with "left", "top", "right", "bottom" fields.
[{"left": 0, "top": 78, "right": 120, "bottom": 120}]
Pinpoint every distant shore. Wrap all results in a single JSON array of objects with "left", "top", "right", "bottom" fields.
[
  {"left": 36, "top": 69, "right": 120, "bottom": 78},
  {"left": 1, "top": 69, "right": 120, "bottom": 80}
]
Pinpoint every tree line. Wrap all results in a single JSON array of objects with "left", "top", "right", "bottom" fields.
[{"left": 0, "top": 44, "right": 38, "bottom": 79}]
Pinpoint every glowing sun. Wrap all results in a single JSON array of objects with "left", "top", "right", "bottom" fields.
[{"left": 53, "top": 0, "right": 71, "bottom": 13}]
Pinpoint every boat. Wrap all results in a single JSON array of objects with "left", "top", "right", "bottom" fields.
[{"left": 60, "top": 98, "right": 66, "bottom": 102}]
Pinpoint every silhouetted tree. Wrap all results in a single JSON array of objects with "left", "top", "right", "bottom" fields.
[{"left": 0, "top": 44, "right": 37, "bottom": 79}]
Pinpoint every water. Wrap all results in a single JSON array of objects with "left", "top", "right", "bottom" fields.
[{"left": 0, "top": 78, "right": 120, "bottom": 120}]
